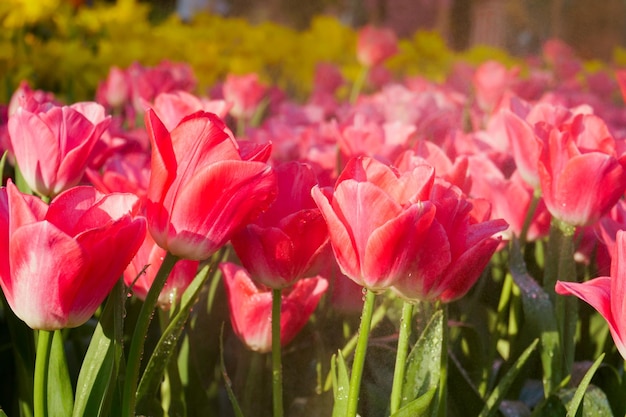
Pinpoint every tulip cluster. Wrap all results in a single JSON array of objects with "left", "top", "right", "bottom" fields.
[{"left": 3, "top": 21, "right": 626, "bottom": 417}]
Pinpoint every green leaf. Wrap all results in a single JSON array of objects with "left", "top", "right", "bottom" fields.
[
  {"left": 401, "top": 309, "right": 443, "bottom": 409},
  {"left": 72, "top": 280, "right": 125, "bottom": 417},
  {"left": 0, "top": 408, "right": 8, "bottom": 417},
  {"left": 557, "top": 385, "right": 613, "bottom": 417},
  {"left": 565, "top": 354, "right": 605, "bottom": 416},
  {"left": 47, "top": 331, "right": 73, "bottom": 417},
  {"left": 331, "top": 350, "right": 350, "bottom": 417},
  {"left": 530, "top": 394, "right": 567, "bottom": 417},
  {"left": 509, "top": 238, "right": 561, "bottom": 396},
  {"left": 135, "top": 262, "right": 214, "bottom": 410},
  {"left": 0, "top": 150, "right": 7, "bottom": 184},
  {"left": 591, "top": 364, "right": 626, "bottom": 416},
  {"left": 220, "top": 324, "right": 244, "bottom": 417},
  {"left": 479, "top": 338, "right": 539, "bottom": 417},
  {"left": 447, "top": 352, "right": 485, "bottom": 417},
  {"left": 1, "top": 290, "right": 35, "bottom": 417},
  {"left": 391, "top": 386, "right": 437, "bottom": 417}
]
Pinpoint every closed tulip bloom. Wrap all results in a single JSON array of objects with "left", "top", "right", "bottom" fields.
[
  {"left": 8, "top": 100, "right": 111, "bottom": 197},
  {"left": 556, "top": 229, "right": 626, "bottom": 359},
  {"left": 231, "top": 161, "right": 328, "bottom": 289},
  {"left": 356, "top": 25, "right": 398, "bottom": 67},
  {"left": 220, "top": 262, "right": 328, "bottom": 353},
  {"left": 0, "top": 181, "right": 145, "bottom": 330},
  {"left": 145, "top": 109, "right": 277, "bottom": 261},
  {"left": 222, "top": 73, "right": 267, "bottom": 120},
  {"left": 538, "top": 115, "right": 626, "bottom": 227},
  {"left": 311, "top": 156, "right": 440, "bottom": 292}
]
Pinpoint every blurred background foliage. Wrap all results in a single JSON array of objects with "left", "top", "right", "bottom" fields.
[{"left": 2, "top": 0, "right": 626, "bottom": 103}]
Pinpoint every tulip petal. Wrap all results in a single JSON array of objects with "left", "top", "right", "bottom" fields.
[
  {"left": 220, "top": 262, "right": 273, "bottom": 352},
  {"left": 166, "top": 160, "right": 276, "bottom": 260},
  {"left": 552, "top": 153, "right": 626, "bottom": 225},
  {"left": 555, "top": 278, "right": 620, "bottom": 350},
  {"left": 9, "top": 221, "right": 87, "bottom": 330},
  {"left": 364, "top": 202, "right": 445, "bottom": 291},
  {"left": 280, "top": 275, "right": 328, "bottom": 346},
  {"left": 7, "top": 181, "right": 47, "bottom": 234},
  {"left": 312, "top": 185, "right": 361, "bottom": 283}
]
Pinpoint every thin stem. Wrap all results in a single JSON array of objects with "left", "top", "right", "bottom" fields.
[
  {"left": 271, "top": 288, "right": 284, "bottom": 417},
  {"left": 437, "top": 304, "right": 449, "bottom": 417},
  {"left": 323, "top": 297, "right": 390, "bottom": 392},
  {"left": 519, "top": 188, "right": 541, "bottom": 247},
  {"left": 390, "top": 301, "right": 415, "bottom": 413},
  {"left": 34, "top": 330, "right": 53, "bottom": 417},
  {"left": 121, "top": 251, "right": 179, "bottom": 417},
  {"left": 346, "top": 289, "right": 376, "bottom": 417},
  {"left": 349, "top": 66, "right": 369, "bottom": 104}
]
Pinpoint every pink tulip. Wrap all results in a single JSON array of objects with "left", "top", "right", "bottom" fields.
[
  {"left": 145, "top": 109, "right": 277, "bottom": 260},
  {"left": 231, "top": 161, "right": 328, "bottom": 289},
  {"left": 356, "top": 25, "right": 398, "bottom": 67},
  {"left": 124, "top": 227, "right": 199, "bottom": 309},
  {"left": 473, "top": 60, "right": 517, "bottom": 115},
  {"left": 8, "top": 100, "right": 111, "bottom": 197},
  {"left": 311, "top": 156, "right": 440, "bottom": 291},
  {"left": 468, "top": 155, "right": 550, "bottom": 242},
  {"left": 0, "top": 181, "right": 145, "bottom": 330},
  {"left": 150, "top": 90, "right": 231, "bottom": 131},
  {"left": 220, "top": 262, "right": 328, "bottom": 353},
  {"left": 86, "top": 150, "right": 151, "bottom": 202},
  {"left": 537, "top": 114, "right": 626, "bottom": 227},
  {"left": 222, "top": 73, "right": 267, "bottom": 120},
  {"left": 556, "top": 229, "right": 626, "bottom": 359},
  {"left": 391, "top": 182, "right": 508, "bottom": 303}
]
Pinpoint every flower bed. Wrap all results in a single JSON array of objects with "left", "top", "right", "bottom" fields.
[{"left": 2, "top": 4, "right": 626, "bottom": 417}]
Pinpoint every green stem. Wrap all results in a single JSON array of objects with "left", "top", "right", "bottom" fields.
[
  {"left": 390, "top": 301, "right": 415, "bottom": 413},
  {"left": 349, "top": 66, "right": 369, "bottom": 104},
  {"left": 121, "top": 251, "right": 180, "bottom": 417},
  {"left": 272, "top": 289, "right": 284, "bottom": 417},
  {"left": 519, "top": 188, "right": 541, "bottom": 247},
  {"left": 438, "top": 304, "right": 449, "bottom": 417},
  {"left": 34, "top": 330, "right": 53, "bottom": 417},
  {"left": 543, "top": 219, "right": 577, "bottom": 390},
  {"left": 346, "top": 289, "right": 376, "bottom": 417},
  {"left": 323, "top": 298, "right": 389, "bottom": 392}
]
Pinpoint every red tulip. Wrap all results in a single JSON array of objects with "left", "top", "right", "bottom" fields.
[
  {"left": 538, "top": 114, "right": 626, "bottom": 227},
  {"left": 7, "top": 100, "right": 111, "bottom": 197},
  {"left": 311, "top": 156, "right": 439, "bottom": 292},
  {"left": 556, "top": 229, "right": 626, "bottom": 359},
  {"left": 0, "top": 181, "right": 145, "bottom": 330},
  {"left": 231, "top": 161, "right": 328, "bottom": 289},
  {"left": 145, "top": 109, "right": 277, "bottom": 260},
  {"left": 220, "top": 262, "right": 328, "bottom": 353}
]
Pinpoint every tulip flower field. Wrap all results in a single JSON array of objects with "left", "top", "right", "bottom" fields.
[{"left": 4, "top": 5, "right": 626, "bottom": 417}]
